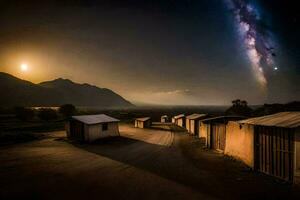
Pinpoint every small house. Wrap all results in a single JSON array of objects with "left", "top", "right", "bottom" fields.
[
  {"left": 161, "top": 115, "right": 169, "bottom": 123},
  {"left": 199, "top": 116, "right": 244, "bottom": 152},
  {"left": 172, "top": 114, "right": 186, "bottom": 128},
  {"left": 66, "top": 114, "right": 120, "bottom": 142},
  {"left": 186, "top": 114, "right": 208, "bottom": 136},
  {"left": 225, "top": 112, "right": 300, "bottom": 183},
  {"left": 135, "top": 117, "right": 151, "bottom": 128}
]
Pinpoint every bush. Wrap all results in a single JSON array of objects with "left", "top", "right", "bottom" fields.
[
  {"left": 59, "top": 104, "right": 76, "bottom": 117},
  {"left": 37, "top": 108, "right": 58, "bottom": 121},
  {"left": 14, "top": 107, "right": 35, "bottom": 121},
  {"left": 252, "top": 101, "right": 300, "bottom": 116}
]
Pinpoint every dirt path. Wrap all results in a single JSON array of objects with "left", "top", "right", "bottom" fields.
[{"left": 0, "top": 124, "right": 299, "bottom": 200}]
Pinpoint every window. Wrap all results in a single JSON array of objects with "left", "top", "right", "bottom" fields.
[{"left": 102, "top": 123, "right": 108, "bottom": 131}]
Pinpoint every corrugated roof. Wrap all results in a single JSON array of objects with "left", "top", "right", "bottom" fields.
[
  {"left": 173, "top": 114, "right": 185, "bottom": 119},
  {"left": 136, "top": 117, "right": 151, "bottom": 122},
  {"left": 72, "top": 114, "right": 119, "bottom": 124},
  {"left": 238, "top": 112, "right": 300, "bottom": 128},
  {"left": 186, "top": 113, "right": 207, "bottom": 120},
  {"left": 201, "top": 116, "right": 244, "bottom": 123}
]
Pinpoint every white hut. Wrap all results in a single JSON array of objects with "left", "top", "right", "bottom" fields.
[{"left": 66, "top": 114, "right": 119, "bottom": 142}]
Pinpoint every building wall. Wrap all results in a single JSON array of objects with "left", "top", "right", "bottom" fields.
[
  {"left": 145, "top": 120, "right": 151, "bottom": 128},
  {"left": 177, "top": 118, "right": 185, "bottom": 127},
  {"left": 295, "top": 128, "right": 300, "bottom": 184},
  {"left": 190, "top": 120, "right": 195, "bottom": 135},
  {"left": 135, "top": 120, "right": 138, "bottom": 127},
  {"left": 224, "top": 121, "right": 255, "bottom": 168},
  {"left": 199, "top": 122, "right": 205, "bottom": 142},
  {"left": 186, "top": 119, "right": 190, "bottom": 132},
  {"left": 172, "top": 118, "right": 175, "bottom": 123},
  {"left": 199, "top": 122, "right": 210, "bottom": 146},
  {"left": 135, "top": 120, "right": 151, "bottom": 128},
  {"left": 65, "top": 121, "right": 70, "bottom": 137},
  {"left": 135, "top": 120, "right": 143, "bottom": 128},
  {"left": 84, "top": 124, "right": 89, "bottom": 141},
  {"left": 68, "top": 120, "right": 85, "bottom": 141},
  {"left": 178, "top": 118, "right": 182, "bottom": 127},
  {"left": 87, "top": 122, "right": 119, "bottom": 142}
]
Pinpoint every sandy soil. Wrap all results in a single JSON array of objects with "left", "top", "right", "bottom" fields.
[{"left": 0, "top": 124, "right": 299, "bottom": 200}]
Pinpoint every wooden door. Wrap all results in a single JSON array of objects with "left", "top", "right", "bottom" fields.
[
  {"left": 218, "top": 124, "right": 226, "bottom": 151},
  {"left": 70, "top": 120, "right": 84, "bottom": 141},
  {"left": 195, "top": 120, "right": 199, "bottom": 136},
  {"left": 186, "top": 119, "right": 190, "bottom": 132},
  {"left": 254, "top": 126, "right": 294, "bottom": 182},
  {"left": 210, "top": 124, "right": 226, "bottom": 151}
]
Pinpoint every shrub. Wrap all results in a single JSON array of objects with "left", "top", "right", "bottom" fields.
[
  {"left": 37, "top": 108, "right": 58, "bottom": 121},
  {"left": 58, "top": 104, "right": 76, "bottom": 117},
  {"left": 14, "top": 107, "right": 35, "bottom": 121}
]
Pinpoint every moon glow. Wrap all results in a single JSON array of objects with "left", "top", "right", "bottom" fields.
[{"left": 20, "top": 63, "right": 28, "bottom": 71}]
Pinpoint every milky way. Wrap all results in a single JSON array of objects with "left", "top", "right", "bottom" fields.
[{"left": 225, "top": 0, "right": 277, "bottom": 88}]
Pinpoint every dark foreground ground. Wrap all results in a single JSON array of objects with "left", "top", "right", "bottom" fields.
[{"left": 0, "top": 124, "right": 299, "bottom": 200}]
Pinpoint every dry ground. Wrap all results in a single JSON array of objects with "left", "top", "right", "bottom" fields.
[{"left": 0, "top": 123, "right": 299, "bottom": 200}]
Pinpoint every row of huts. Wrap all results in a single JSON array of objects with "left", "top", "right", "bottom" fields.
[
  {"left": 65, "top": 111, "right": 300, "bottom": 183},
  {"left": 169, "top": 112, "right": 300, "bottom": 183}
]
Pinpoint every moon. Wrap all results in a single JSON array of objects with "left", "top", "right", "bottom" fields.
[{"left": 20, "top": 63, "right": 28, "bottom": 71}]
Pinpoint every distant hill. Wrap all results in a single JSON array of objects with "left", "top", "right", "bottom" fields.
[{"left": 0, "top": 72, "right": 133, "bottom": 108}]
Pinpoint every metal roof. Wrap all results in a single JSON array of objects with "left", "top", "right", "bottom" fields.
[
  {"left": 186, "top": 113, "right": 207, "bottom": 120},
  {"left": 72, "top": 114, "right": 119, "bottom": 124},
  {"left": 238, "top": 112, "right": 300, "bottom": 128},
  {"left": 173, "top": 114, "right": 185, "bottom": 119},
  {"left": 135, "top": 117, "right": 151, "bottom": 122},
  {"left": 201, "top": 116, "right": 244, "bottom": 123}
]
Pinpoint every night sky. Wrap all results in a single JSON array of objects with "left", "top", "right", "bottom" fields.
[{"left": 0, "top": 0, "right": 299, "bottom": 105}]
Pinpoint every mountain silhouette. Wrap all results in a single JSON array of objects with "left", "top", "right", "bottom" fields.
[{"left": 0, "top": 72, "right": 133, "bottom": 108}]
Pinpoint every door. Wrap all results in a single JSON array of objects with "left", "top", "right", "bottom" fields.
[
  {"left": 195, "top": 120, "right": 199, "bottom": 136},
  {"left": 186, "top": 119, "right": 190, "bottom": 132},
  {"left": 210, "top": 123, "right": 226, "bottom": 151},
  {"left": 178, "top": 119, "right": 183, "bottom": 127},
  {"left": 254, "top": 126, "right": 294, "bottom": 182},
  {"left": 70, "top": 120, "right": 84, "bottom": 141},
  {"left": 191, "top": 120, "right": 194, "bottom": 134}
]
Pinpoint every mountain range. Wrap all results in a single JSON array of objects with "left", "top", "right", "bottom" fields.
[{"left": 0, "top": 72, "right": 133, "bottom": 108}]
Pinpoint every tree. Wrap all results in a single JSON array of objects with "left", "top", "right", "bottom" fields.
[
  {"left": 14, "top": 107, "right": 35, "bottom": 121},
  {"left": 59, "top": 104, "right": 76, "bottom": 117},
  {"left": 252, "top": 101, "right": 300, "bottom": 116},
  {"left": 232, "top": 99, "right": 241, "bottom": 106},
  {"left": 226, "top": 99, "right": 252, "bottom": 117},
  {"left": 37, "top": 108, "right": 58, "bottom": 121},
  {"left": 241, "top": 100, "right": 248, "bottom": 107}
]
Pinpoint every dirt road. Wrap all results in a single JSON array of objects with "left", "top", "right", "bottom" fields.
[{"left": 0, "top": 124, "right": 299, "bottom": 200}]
